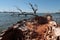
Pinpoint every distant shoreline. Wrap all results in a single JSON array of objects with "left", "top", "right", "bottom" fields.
[{"left": 0, "top": 12, "right": 60, "bottom": 14}]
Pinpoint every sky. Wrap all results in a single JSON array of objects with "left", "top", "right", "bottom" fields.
[{"left": 0, "top": 0, "right": 60, "bottom": 13}]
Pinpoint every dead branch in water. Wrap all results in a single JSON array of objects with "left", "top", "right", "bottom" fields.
[
  {"left": 29, "top": 3, "right": 38, "bottom": 15},
  {"left": 15, "top": 7, "right": 22, "bottom": 13}
]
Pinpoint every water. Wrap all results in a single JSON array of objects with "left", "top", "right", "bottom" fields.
[{"left": 0, "top": 13, "right": 60, "bottom": 32}]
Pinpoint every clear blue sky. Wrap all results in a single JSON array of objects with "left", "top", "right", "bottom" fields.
[{"left": 0, "top": 0, "right": 60, "bottom": 13}]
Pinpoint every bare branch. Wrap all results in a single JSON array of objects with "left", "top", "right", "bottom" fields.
[
  {"left": 29, "top": 3, "right": 35, "bottom": 11},
  {"left": 29, "top": 3, "right": 38, "bottom": 14},
  {"left": 15, "top": 7, "right": 22, "bottom": 13}
]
